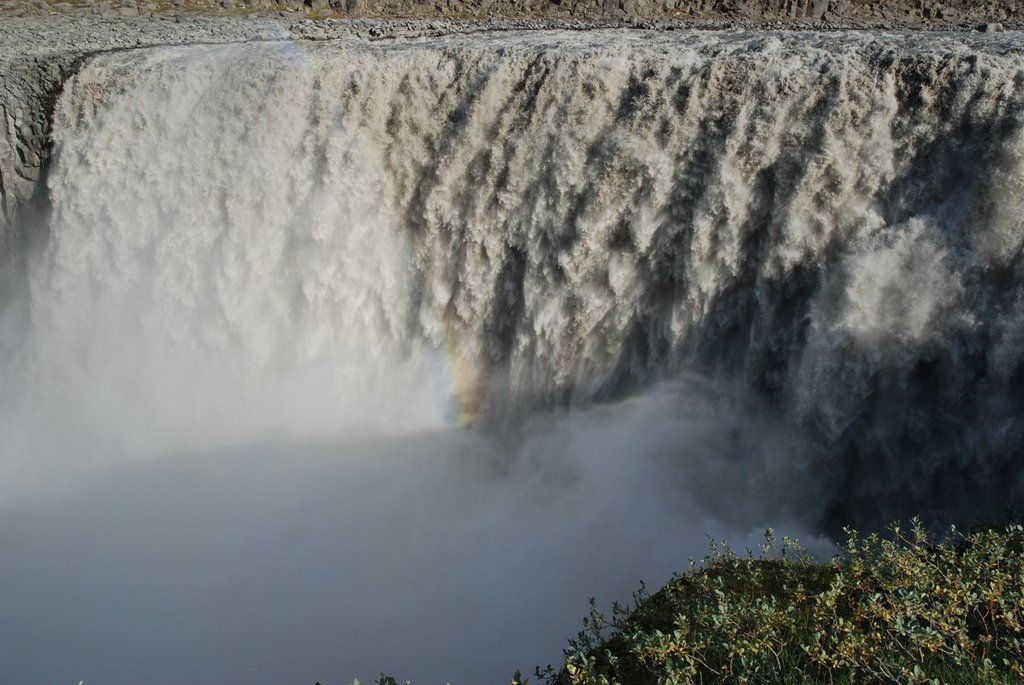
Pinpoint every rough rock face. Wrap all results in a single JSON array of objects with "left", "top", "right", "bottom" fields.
[
  {"left": 1, "top": 0, "right": 1022, "bottom": 23},
  {"left": 0, "top": 56, "right": 78, "bottom": 260}
]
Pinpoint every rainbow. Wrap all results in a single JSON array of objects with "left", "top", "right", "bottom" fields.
[{"left": 439, "top": 301, "right": 484, "bottom": 427}]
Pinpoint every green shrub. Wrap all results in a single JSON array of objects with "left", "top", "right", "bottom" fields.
[{"left": 533, "top": 521, "right": 1024, "bottom": 685}]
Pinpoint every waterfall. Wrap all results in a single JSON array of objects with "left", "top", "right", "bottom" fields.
[
  {"left": 2, "top": 29, "right": 1023, "bottom": 683},
  {"left": 34, "top": 31, "right": 1024, "bottom": 525}
]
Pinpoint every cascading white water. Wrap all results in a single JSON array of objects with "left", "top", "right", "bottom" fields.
[{"left": 2, "top": 29, "right": 1024, "bottom": 684}]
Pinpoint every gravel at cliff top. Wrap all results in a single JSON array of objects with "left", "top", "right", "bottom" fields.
[
  {"left": 0, "top": 15, "right": 444, "bottom": 60},
  {"left": 0, "top": 15, "right": 728, "bottom": 61},
  {"left": 3, "top": 11, "right": 1021, "bottom": 63}
]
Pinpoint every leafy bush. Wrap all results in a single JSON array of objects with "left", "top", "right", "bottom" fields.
[{"left": 532, "top": 521, "right": 1024, "bottom": 685}]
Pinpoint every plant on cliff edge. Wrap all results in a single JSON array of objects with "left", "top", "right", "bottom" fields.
[{"left": 528, "top": 520, "right": 1023, "bottom": 685}]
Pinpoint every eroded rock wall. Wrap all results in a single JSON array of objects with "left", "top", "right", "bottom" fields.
[
  {"left": 0, "top": 56, "right": 77, "bottom": 272},
  {"left": 3, "top": 0, "right": 1021, "bottom": 25}
]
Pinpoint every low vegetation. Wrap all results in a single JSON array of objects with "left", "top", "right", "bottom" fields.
[
  {"left": 522, "top": 520, "right": 1023, "bottom": 685},
  {"left": 347, "top": 521, "right": 1023, "bottom": 685}
]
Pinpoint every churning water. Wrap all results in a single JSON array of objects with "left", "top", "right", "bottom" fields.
[{"left": 1, "top": 29, "right": 1023, "bottom": 684}]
